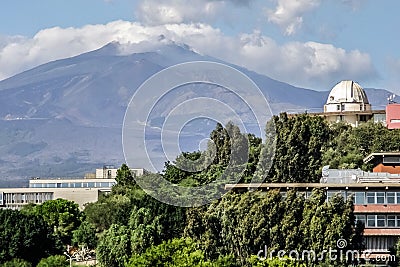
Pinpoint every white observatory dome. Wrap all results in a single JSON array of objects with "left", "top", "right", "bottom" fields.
[{"left": 326, "top": 80, "right": 369, "bottom": 105}]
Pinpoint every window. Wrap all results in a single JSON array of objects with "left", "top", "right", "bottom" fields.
[
  {"left": 377, "top": 192, "right": 385, "bottom": 204},
  {"left": 377, "top": 215, "right": 386, "bottom": 227},
  {"left": 337, "top": 105, "right": 340, "bottom": 111},
  {"left": 388, "top": 215, "right": 396, "bottom": 227},
  {"left": 341, "top": 104, "right": 345, "bottom": 111},
  {"left": 88, "top": 182, "right": 95, "bottom": 188},
  {"left": 365, "top": 192, "right": 386, "bottom": 204},
  {"left": 387, "top": 192, "right": 396, "bottom": 204},
  {"left": 367, "top": 192, "right": 375, "bottom": 204},
  {"left": 367, "top": 215, "right": 376, "bottom": 227},
  {"left": 355, "top": 215, "right": 366, "bottom": 226},
  {"left": 354, "top": 192, "right": 365, "bottom": 204}
]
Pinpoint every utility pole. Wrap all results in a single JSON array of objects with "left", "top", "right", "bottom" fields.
[{"left": 64, "top": 246, "right": 72, "bottom": 267}]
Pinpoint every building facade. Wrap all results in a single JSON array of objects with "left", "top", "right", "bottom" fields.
[
  {"left": 386, "top": 104, "right": 400, "bottom": 130},
  {"left": 0, "top": 166, "right": 147, "bottom": 209},
  {"left": 225, "top": 167, "right": 400, "bottom": 259},
  {"left": 364, "top": 152, "right": 400, "bottom": 174}
]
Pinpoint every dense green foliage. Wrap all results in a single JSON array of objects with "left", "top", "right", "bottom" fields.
[
  {"left": 21, "top": 199, "right": 84, "bottom": 245},
  {"left": 72, "top": 221, "right": 97, "bottom": 249},
  {"left": 116, "top": 163, "right": 135, "bottom": 187},
  {"left": 36, "top": 255, "right": 71, "bottom": 267},
  {"left": 0, "top": 209, "right": 57, "bottom": 265},
  {"left": 184, "top": 189, "right": 359, "bottom": 266},
  {"left": 0, "top": 258, "right": 32, "bottom": 267},
  {"left": 127, "top": 237, "right": 236, "bottom": 267}
]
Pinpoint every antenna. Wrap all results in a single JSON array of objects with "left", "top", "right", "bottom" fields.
[{"left": 388, "top": 94, "right": 397, "bottom": 104}]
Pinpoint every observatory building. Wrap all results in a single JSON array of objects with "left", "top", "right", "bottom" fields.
[{"left": 322, "top": 80, "right": 385, "bottom": 126}]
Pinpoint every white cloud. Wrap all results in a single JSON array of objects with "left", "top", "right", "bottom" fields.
[
  {"left": 266, "top": 0, "right": 321, "bottom": 35},
  {"left": 386, "top": 57, "right": 400, "bottom": 94},
  {"left": 0, "top": 21, "right": 377, "bottom": 90},
  {"left": 135, "top": 0, "right": 254, "bottom": 26},
  {"left": 136, "top": 0, "right": 225, "bottom": 25}
]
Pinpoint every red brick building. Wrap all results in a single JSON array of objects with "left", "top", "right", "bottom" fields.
[{"left": 364, "top": 152, "right": 400, "bottom": 174}]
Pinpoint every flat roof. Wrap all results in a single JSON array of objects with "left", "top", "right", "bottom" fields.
[
  {"left": 288, "top": 110, "right": 386, "bottom": 117},
  {"left": 364, "top": 152, "right": 400, "bottom": 164},
  {"left": 29, "top": 178, "right": 116, "bottom": 183},
  {"left": 225, "top": 183, "right": 400, "bottom": 191},
  {"left": 0, "top": 187, "right": 111, "bottom": 193}
]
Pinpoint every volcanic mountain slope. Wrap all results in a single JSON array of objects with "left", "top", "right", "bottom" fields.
[{"left": 0, "top": 42, "right": 395, "bottom": 186}]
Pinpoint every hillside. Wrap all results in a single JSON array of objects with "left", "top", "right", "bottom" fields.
[{"left": 0, "top": 42, "right": 396, "bottom": 186}]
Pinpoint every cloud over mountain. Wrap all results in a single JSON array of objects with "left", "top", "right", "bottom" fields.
[
  {"left": 266, "top": 0, "right": 320, "bottom": 35},
  {"left": 0, "top": 20, "right": 377, "bottom": 90}
]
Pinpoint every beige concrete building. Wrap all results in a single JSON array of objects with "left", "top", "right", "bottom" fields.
[
  {"left": 94, "top": 166, "right": 147, "bottom": 179},
  {"left": 0, "top": 166, "right": 148, "bottom": 210},
  {"left": 0, "top": 187, "right": 111, "bottom": 210}
]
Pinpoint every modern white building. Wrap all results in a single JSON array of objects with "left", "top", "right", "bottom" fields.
[{"left": 0, "top": 166, "right": 147, "bottom": 210}]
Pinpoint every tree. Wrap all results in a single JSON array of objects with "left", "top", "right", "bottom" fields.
[
  {"left": 36, "top": 255, "right": 70, "bottom": 267},
  {"left": 0, "top": 209, "right": 57, "bottom": 265},
  {"left": 127, "top": 237, "right": 237, "bottom": 267},
  {"left": 72, "top": 221, "right": 97, "bottom": 249},
  {"left": 96, "top": 224, "right": 131, "bottom": 267},
  {"left": 116, "top": 163, "right": 135, "bottom": 186},
  {"left": 0, "top": 258, "right": 32, "bottom": 267},
  {"left": 262, "top": 114, "right": 332, "bottom": 183},
  {"left": 25, "top": 199, "right": 84, "bottom": 245},
  {"left": 84, "top": 193, "right": 132, "bottom": 231}
]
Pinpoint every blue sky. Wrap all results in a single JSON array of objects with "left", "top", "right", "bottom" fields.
[{"left": 1, "top": 0, "right": 400, "bottom": 92}]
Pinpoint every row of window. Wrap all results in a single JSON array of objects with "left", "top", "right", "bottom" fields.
[
  {"left": 280, "top": 191, "right": 400, "bottom": 205},
  {"left": 335, "top": 104, "right": 366, "bottom": 111},
  {"left": 30, "top": 182, "right": 116, "bottom": 189},
  {"left": 356, "top": 214, "right": 400, "bottom": 228},
  {"left": 325, "top": 191, "right": 400, "bottom": 205},
  {"left": 3, "top": 192, "right": 54, "bottom": 204},
  {"left": 354, "top": 192, "right": 400, "bottom": 205}
]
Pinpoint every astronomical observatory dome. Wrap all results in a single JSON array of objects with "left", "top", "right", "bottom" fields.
[{"left": 326, "top": 80, "right": 369, "bottom": 105}]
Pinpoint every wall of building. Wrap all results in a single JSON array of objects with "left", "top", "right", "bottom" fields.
[
  {"left": 325, "top": 103, "right": 371, "bottom": 113},
  {"left": 325, "top": 114, "right": 359, "bottom": 126},
  {"left": 96, "top": 168, "right": 118, "bottom": 179},
  {"left": 0, "top": 187, "right": 111, "bottom": 210},
  {"left": 373, "top": 164, "right": 400, "bottom": 174},
  {"left": 386, "top": 104, "right": 400, "bottom": 129}
]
